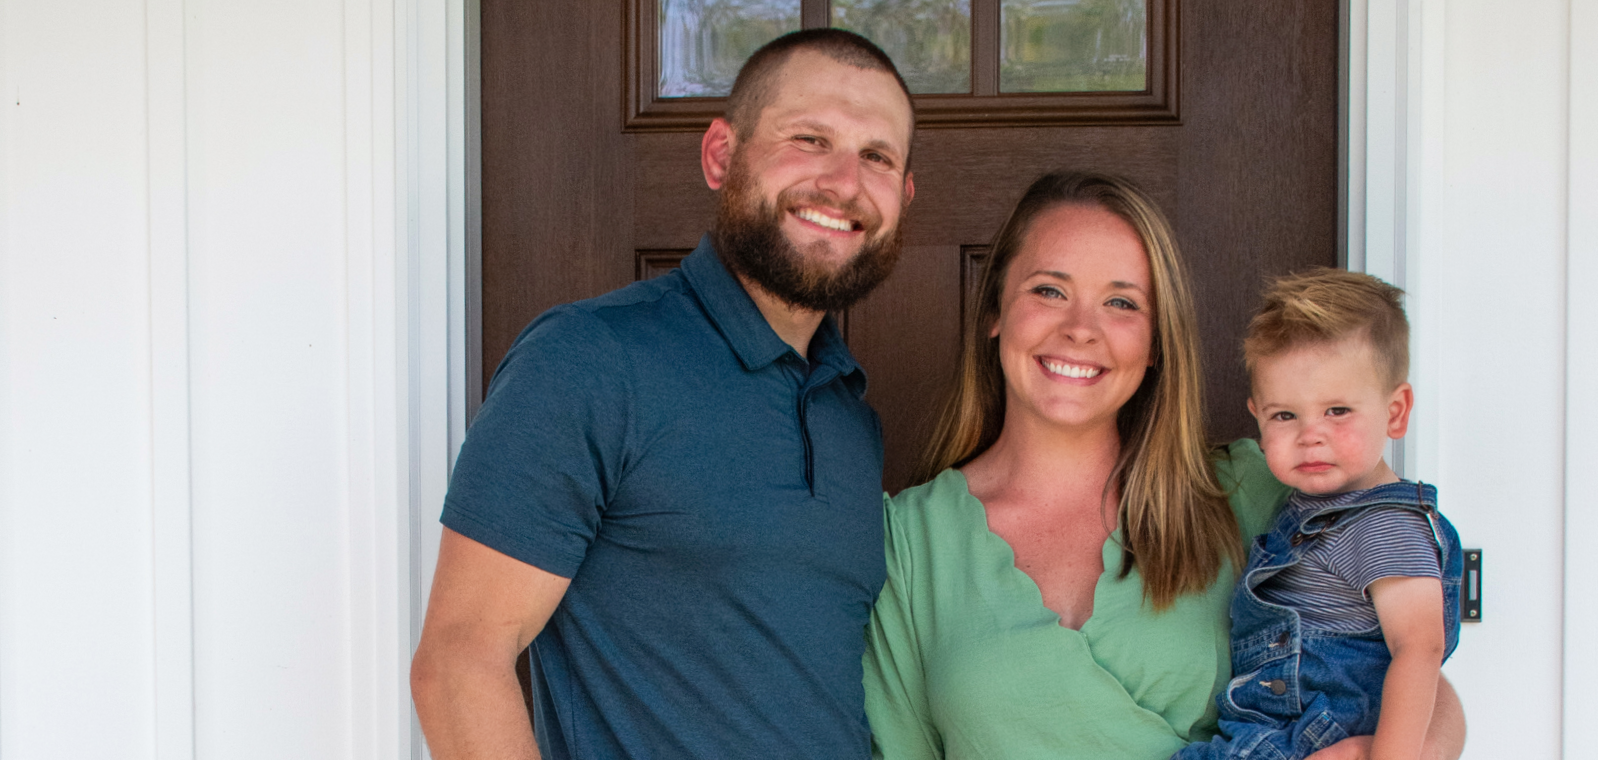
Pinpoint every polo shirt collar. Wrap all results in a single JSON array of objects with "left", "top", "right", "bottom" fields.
[{"left": 680, "top": 234, "right": 865, "bottom": 385}]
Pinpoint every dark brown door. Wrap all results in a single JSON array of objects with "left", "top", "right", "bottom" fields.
[{"left": 480, "top": 2, "right": 1339, "bottom": 495}]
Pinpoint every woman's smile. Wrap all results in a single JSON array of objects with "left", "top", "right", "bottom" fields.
[{"left": 1037, "top": 357, "right": 1105, "bottom": 381}]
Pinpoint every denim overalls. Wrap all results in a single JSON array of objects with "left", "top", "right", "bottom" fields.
[{"left": 1176, "top": 481, "right": 1463, "bottom": 760}]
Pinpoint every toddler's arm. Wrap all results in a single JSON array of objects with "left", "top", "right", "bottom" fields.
[{"left": 1368, "top": 575, "right": 1447, "bottom": 760}]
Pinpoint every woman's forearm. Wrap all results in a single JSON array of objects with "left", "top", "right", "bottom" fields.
[{"left": 1421, "top": 675, "right": 1465, "bottom": 760}]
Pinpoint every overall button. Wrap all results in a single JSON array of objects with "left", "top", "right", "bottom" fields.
[
  {"left": 1290, "top": 533, "right": 1305, "bottom": 546},
  {"left": 1260, "top": 679, "right": 1288, "bottom": 696}
]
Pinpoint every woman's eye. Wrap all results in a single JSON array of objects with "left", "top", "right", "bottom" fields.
[
  {"left": 1030, "top": 285, "right": 1065, "bottom": 299},
  {"left": 1107, "top": 296, "right": 1140, "bottom": 311}
]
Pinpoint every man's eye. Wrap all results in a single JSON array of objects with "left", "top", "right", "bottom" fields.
[{"left": 794, "top": 135, "right": 823, "bottom": 146}]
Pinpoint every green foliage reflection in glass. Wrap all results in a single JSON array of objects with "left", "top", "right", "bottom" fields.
[
  {"left": 659, "top": 0, "right": 802, "bottom": 97},
  {"left": 1001, "top": 0, "right": 1146, "bottom": 93},
  {"left": 832, "top": 0, "right": 971, "bottom": 94}
]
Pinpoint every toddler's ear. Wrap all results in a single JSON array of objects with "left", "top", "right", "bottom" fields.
[{"left": 1386, "top": 382, "right": 1414, "bottom": 439}]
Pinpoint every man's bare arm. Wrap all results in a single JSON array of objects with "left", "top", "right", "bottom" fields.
[{"left": 412, "top": 528, "right": 572, "bottom": 760}]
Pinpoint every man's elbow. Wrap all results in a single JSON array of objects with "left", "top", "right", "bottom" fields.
[{"left": 410, "top": 638, "right": 454, "bottom": 714}]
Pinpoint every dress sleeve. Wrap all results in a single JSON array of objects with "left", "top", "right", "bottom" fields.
[
  {"left": 1212, "top": 438, "right": 1292, "bottom": 540},
  {"left": 863, "top": 495, "right": 943, "bottom": 760},
  {"left": 439, "top": 306, "right": 633, "bottom": 578}
]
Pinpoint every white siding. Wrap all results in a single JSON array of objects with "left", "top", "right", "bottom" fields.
[
  {"left": 1430, "top": 2, "right": 1569, "bottom": 756},
  {"left": 0, "top": 0, "right": 460, "bottom": 757},
  {"left": 0, "top": 0, "right": 158, "bottom": 756}
]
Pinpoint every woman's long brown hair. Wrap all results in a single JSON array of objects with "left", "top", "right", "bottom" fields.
[{"left": 913, "top": 172, "right": 1241, "bottom": 609}]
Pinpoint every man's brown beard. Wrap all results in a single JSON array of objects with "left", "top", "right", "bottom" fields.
[{"left": 712, "top": 153, "right": 906, "bottom": 314}]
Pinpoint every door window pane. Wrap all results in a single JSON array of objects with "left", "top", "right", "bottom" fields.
[
  {"left": 1000, "top": 0, "right": 1146, "bottom": 93},
  {"left": 659, "top": 0, "right": 802, "bottom": 97},
  {"left": 832, "top": 0, "right": 971, "bottom": 94}
]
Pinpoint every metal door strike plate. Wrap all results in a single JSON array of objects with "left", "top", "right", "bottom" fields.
[{"left": 1461, "top": 549, "right": 1483, "bottom": 622}]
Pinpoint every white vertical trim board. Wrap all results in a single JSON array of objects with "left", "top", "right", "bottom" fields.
[
  {"left": 344, "top": 0, "right": 411, "bottom": 757},
  {"left": 395, "top": 0, "right": 468, "bottom": 755},
  {"left": 1564, "top": 0, "right": 1596, "bottom": 756},
  {"left": 146, "top": 0, "right": 196, "bottom": 757},
  {"left": 344, "top": 0, "right": 465, "bottom": 756}
]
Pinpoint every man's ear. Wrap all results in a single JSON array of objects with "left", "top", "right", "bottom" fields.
[
  {"left": 702, "top": 118, "right": 736, "bottom": 190},
  {"left": 1386, "top": 382, "right": 1414, "bottom": 439},
  {"left": 902, "top": 171, "right": 916, "bottom": 206}
]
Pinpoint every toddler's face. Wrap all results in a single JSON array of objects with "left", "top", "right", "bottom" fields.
[{"left": 1248, "top": 336, "right": 1412, "bottom": 495}]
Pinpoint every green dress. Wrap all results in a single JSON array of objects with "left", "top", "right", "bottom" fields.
[{"left": 863, "top": 440, "right": 1289, "bottom": 760}]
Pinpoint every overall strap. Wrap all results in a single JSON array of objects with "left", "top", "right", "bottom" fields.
[{"left": 1418, "top": 480, "right": 1445, "bottom": 553}]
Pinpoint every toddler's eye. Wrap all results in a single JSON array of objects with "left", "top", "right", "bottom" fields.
[
  {"left": 1270, "top": 411, "right": 1296, "bottom": 422},
  {"left": 1326, "top": 407, "right": 1352, "bottom": 417}
]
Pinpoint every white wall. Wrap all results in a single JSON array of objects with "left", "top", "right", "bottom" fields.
[
  {"left": 0, "top": 0, "right": 461, "bottom": 757},
  {"left": 1355, "top": 0, "right": 1592, "bottom": 756}
]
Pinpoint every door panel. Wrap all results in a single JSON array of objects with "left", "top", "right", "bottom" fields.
[{"left": 481, "top": 0, "right": 1339, "bottom": 494}]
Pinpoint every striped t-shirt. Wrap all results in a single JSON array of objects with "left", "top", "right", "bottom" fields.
[{"left": 1255, "top": 488, "right": 1443, "bottom": 632}]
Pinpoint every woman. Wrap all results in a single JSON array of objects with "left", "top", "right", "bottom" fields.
[{"left": 862, "top": 172, "right": 1461, "bottom": 759}]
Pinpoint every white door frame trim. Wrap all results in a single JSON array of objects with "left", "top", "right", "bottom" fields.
[
  {"left": 1344, "top": 0, "right": 1445, "bottom": 482},
  {"left": 374, "top": 0, "right": 469, "bottom": 757}
]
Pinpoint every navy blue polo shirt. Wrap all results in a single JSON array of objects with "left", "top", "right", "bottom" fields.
[{"left": 441, "top": 235, "right": 887, "bottom": 759}]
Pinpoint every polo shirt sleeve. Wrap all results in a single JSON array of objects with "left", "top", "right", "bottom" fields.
[{"left": 441, "top": 306, "right": 633, "bottom": 578}]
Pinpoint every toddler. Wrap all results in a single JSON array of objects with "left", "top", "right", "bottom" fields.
[{"left": 1177, "top": 269, "right": 1462, "bottom": 760}]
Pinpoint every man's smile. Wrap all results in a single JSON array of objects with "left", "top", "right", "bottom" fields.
[{"left": 793, "top": 206, "right": 861, "bottom": 232}]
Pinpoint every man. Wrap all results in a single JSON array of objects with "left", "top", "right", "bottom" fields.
[{"left": 410, "top": 29, "right": 916, "bottom": 759}]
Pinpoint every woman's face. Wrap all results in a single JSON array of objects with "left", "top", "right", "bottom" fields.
[{"left": 990, "top": 203, "right": 1155, "bottom": 436}]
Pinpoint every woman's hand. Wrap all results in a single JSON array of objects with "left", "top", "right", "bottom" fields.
[
  {"left": 1305, "top": 735, "right": 1371, "bottom": 760},
  {"left": 1303, "top": 675, "right": 1465, "bottom": 760}
]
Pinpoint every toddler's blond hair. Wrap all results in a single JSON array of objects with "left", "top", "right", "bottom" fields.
[{"left": 1244, "top": 268, "right": 1409, "bottom": 391}]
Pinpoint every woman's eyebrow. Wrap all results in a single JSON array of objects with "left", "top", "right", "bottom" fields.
[
  {"left": 1028, "top": 269, "right": 1071, "bottom": 281},
  {"left": 1027, "top": 270, "right": 1148, "bottom": 295}
]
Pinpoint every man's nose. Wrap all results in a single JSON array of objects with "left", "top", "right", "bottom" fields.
[{"left": 814, "top": 151, "right": 862, "bottom": 199}]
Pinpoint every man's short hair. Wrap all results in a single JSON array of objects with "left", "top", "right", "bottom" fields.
[
  {"left": 1243, "top": 268, "right": 1410, "bottom": 390},
  {"left": 724, "top": 29, "right": 914, "bottom": 140}
]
